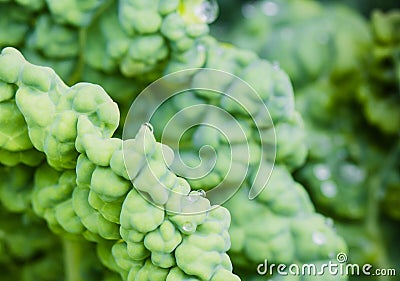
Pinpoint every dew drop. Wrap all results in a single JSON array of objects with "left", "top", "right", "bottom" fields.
[
  {"left": 261, "top": 1, "right": 279, "bottom": 16},
  {"left": 188, "top": 189, "right": 207, "bottom": 202},
  {"left": 242, "top": 3, "right": 256, "bottom": 18},
  {"left": 312, "top": 231, "right": 327, "bottom": 245},
  {"left": 197, "top": 44, "right": 206, "bottom": 53},
  {"left": 188, "top": 191, "right": 200, "bottom": 202},
  {"left": 198, "top": 189, "right": 206, "bottom": 197},
  {"left": 182, "top": 222, "right": 195, "bottom": 233},
  {"left": 313, "top": 164, "right": 331, "bottom": 181},
  {"left": 320, "top": 181, "right": 337, "bottom": 198},
  {"left": 340, "top": 163, "right": 365, "bottom": 184},
  {"left": 325, "top": 217, "right": 334, "bottom": 227},
  {"left": 143, "top": 122, "right": 153, "bottom": 132},
  {"left": 272, "top": 61, "right": 280, "bottom": 70},
  {"left": 195, "top": 0, "right": 219, "bottom": 24}
]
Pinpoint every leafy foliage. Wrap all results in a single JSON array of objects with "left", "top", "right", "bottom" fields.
[{"left": 1, "top": 0, "right": 398, "bottom": 281}]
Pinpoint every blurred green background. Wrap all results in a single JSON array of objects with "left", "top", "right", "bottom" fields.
[{"left": 211, "top": 0, "right": 400, "bottom": 280}]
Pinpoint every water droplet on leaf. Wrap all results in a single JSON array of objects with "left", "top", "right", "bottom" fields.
[
  {"left": 197, "top": 44, "right": 206, "bottom": 53},
  {"left": 242, "top": 4, "right": 256, "bottom": 18},
  {"left": 195, "top": 0, "right": 219, "bottom": 24},
  {"left": 340, "top": 163, "right": 365, "bottom": 184},
  {"left": 187, "top": 190, "right": 207, "bottom": 202},
  {"left": 198, "top": 189, "right": 206, "bottom": 197},
  {"left": 188, "top": 192, "right": 200, "bottom": 202},
  {"left": 325, "top": 217, "right": 334, "bottom": 227},
  {"left": 272, "top": 61, "right": 280, "bottom": 70},
  {"left": 143, "top": 122, "right": 153, "bottom": 132},
  {"left": 312, "top": 231, "right": 327, "bottom": 245},
  {"left": 313, "top": 164, "right": 331, "bottom": 180},
  {"left": 182, "top": 222, "right": 195, "bottom": 233},
  {"left": 262, "top": 1, "right": 279, "bottom": 16},
  {"left": 320, "top": 181, "right": 337, "bottom": 198}
]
